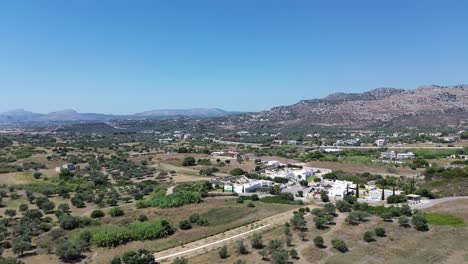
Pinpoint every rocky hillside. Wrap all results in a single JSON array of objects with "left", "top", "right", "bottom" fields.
[{"left": 249, "top": 85, "right": 468, "bottom": 129}]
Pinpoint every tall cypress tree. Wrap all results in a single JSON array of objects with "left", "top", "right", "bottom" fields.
[
  {"left": 356, "top": 184, "right": 359, "bottom": 198},
  {"left": 381, "top": 184, "right": 385, "bottom": 201}
]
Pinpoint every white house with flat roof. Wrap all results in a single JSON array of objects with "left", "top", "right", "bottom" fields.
[{"left": 397, "top": 152, "right": 415, "bottom": 159}]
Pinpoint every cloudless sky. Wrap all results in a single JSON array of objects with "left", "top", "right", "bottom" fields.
[{"left": 1, "top": 0, "right": 467, "bottom": 114}]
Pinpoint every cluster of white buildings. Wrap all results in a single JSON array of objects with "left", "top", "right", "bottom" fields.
[
  {"left": 308, "top": 179, "right": 403, "bottom": 202},
  {"left": 335, "top": 138, "right": 360, "bottom": 146},
  {"left": 380, "top": 150, "right": 415, "bottom": 159},
  {"left": 264, "top": 167, "right": 316, "bottom": 181},
  {"left": 449, "top": 154, "right": 468, "bottom": 160},
  {"left": 222, "top": 176, "right": 274, "bottom": 193}
]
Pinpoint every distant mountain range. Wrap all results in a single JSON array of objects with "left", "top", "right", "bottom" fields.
[
  {"left": 0, "top": 108, "right": 237, "bottom": 123},
  {"left": 2, "top": 84, "right": 468, "bottom": 129},
  {"left": 246, "top": 84, "right": 468, "bottom": 129}
]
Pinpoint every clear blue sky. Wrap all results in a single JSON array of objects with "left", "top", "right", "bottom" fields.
[{"left": 1, "top": 0, "right": 467, "bottom": 114}]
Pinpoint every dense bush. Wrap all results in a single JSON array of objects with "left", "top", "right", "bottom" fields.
[
  {"left": 189, "top": 213, "right": 200, "bottom": 223},
  {"left": 230, "top": 168, "right": 245, "bottom": 176},
  {"left": 412, "top": 213, "right": 429, "bottom": 231},
  {"left": 59, "top": 214, "right": 80, "bottom": 230},
  {"left": 336, "top": 200, "right": 352, "bottom": 212},
  {"left": 218, "top": 245, "right": 229, "bottom": 259},
  {"left": 363, "top": 231, "right": 375, "bottom": 242},
  {"left": 179, "top": 220, "right": 192, "bottom": 230},
  {"left": 121, "top": 249, "right": 155, "bottom": 264},
  {"left": 181, "top": 157, "right": 196, "bottom": 166},
  {"left": 109, "top": 207, "right": 125, "bottom": 217},
  {"left": 375, "top": 227, "right": 386, "bottom": 237},
  {"left": 55, "top": 238, "right": 81, "bottom": 261},
  {"left": 136, "top": 190, "right": 202, "bottom": 209},
  {"left": 313, "top": 236, "right": 324, "bottom": 248},
  {"left": 386, "top": 194, "right": 407, "bottom": 204},
  {"left": 90, "top": 210, "right": 105, "bottom": 218},
  {"left": 90, "top": 219, "right": 174, "bottom": 247},
  {"left": 331, "top": 239, "right": 348, "bottom": 253}
]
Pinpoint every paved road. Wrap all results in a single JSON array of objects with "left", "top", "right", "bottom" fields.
[
  {"left": 153, "top": 203, "right": 319, "bottom": 262},
  {"left": 410, "top": 196, "right": 468, "bottom": 210}
]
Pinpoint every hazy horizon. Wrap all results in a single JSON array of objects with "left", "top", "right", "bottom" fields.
[{"left": 1, "top": 0, "right": 467, "bottom": 114}]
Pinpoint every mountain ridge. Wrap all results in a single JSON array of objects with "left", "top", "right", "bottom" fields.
[
  {"left": 251, "top": 84, "right": 468, "bottom": 129},
  {"left": 0, "top": 108, "right": 237, "bottom": 123}
]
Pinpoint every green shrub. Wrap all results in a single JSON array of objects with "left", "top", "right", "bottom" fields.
[
  {"left": 197, "top": 218, "right": 209, "bottom": 226},
  {"left": 179, "top": 220, "right": 192, "bottom": 230},
  {"left": 136, "top": 190, "right": 202, "bottom": 209},
  {"left": 59, "top": 214, "right": 80, "bottom": 230},
  {"left": 375, "top": 227, "right": 386, "bottom": 237},
  {"left": 121, "top": 249, "right": 155, "bottom": 264},
  {"left": 189, "top": 213, "right": 200, "bottom": 223},
  {"left": 398, "top": 215, "right": 410, "bottom": 226},
  {"left": 90, "top": 210, "right": 105, "bottom": 219},
  {"left": 363, "top": 231, "right": 375, "bottom": 242},
  {"left": 230, "top": 168, "right": 245, "bottom": 176},
  {"left": 138, "top": 214, "right": 148, "bottom": 222},
  {"left": 181, "top": 157, "right": 196, "bottom": 166},
  {"left": 109, "top": 207, "right": 124, "bottom": 217},
  {"left": 313, "top": 236, "right": 324, "bottom": 248},
  {"left": 412, "top": 213, "right": 429, "bottom": 231},
  {"left": 331, "top": 239, "right": 348, "bottom": 253},
  {"left": 218, "top": 245, "right": 229, "bottom": 259}
]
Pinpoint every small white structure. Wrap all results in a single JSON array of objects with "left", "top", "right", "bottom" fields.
[
  {"left": 323, "top": 148, "right": 343, "bottom": 153},
  {"left": 264, "top": 160, "right": 283, "bottom": 167},
  {"left": 396, "top": 152, "right": 415, "bottom": 159},
  {"left": 211, "top": 151, "right": 225, "bottom": 156},
  {"left": 55, "top": 163, "right": 80, "bottom": 172},
  {"left": 375, "top": 139, "right": 387, "bottom": 146},
  {"left": 380, "top": 150, "right": 397, "bottom": 159}
]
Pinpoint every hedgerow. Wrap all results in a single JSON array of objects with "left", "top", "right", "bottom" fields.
[
  {"left": 88, "top": 219, "right": 174, "bottom": 247},
  {"left": 136, "top": 190, "right": 201, "bottom": 209}
]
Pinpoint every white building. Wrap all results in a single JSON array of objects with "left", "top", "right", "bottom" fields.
[
  {"left": 55, "top": 163, "right": 80, "bottom": 172},
  {"left": 451, "top": 154, "right": 468, "bottom": 160},
  {"left": 380, "top": 150, "right": 397, "bottom": 159},
  {"left": 322, "top": 180, "right": 355, "bottom": 199},
  {"left": 396, "top": 152, "right": 415, "bottom": 159},
  {"left": 265, "top": 167, "right": 315, "bottom": 181},
  {"left": 323, "top": 148, "right": 343, "bottom": 153},
  {"left": 211, "top": 151, "right": 225, "bottom": 156},
  {"left": 263, "top": 160, "right": 283, "bottom": 167},
  {"left": 223, "top": 177, "right": 274, "bottom": 193},
  {"left": 375, "top": 139, "right": 387, "bottom": 146}
]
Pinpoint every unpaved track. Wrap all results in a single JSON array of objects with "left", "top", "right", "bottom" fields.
[
  {"left": 411, "top": 196, "right": 468, "bottom": 210},
  {"left": 154, "top": 203, "right": 319, "bottom": 262}
]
